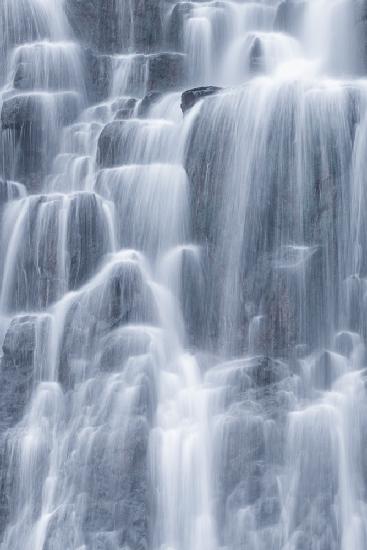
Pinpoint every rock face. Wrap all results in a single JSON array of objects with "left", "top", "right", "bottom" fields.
[
  {"left": 64, "top": 0, "right": 163, "bottom": 54},
  {"left": 1, "top": 0, "right": 367, "bottom": 548},
  {"left": 1, "top": 93, "right": 80, "bottom": 190},
  {"left": 0, "top": 314, "right": 51, "bottom": 537},
  {"left": 146, "top": 53, "right": 185, "bottom": 92},
  {"left": 249, "top": 37, "right": 264, "bottom": 74},
  {"left": 0, "top": 316, "right": 38, "bottom": 431},
  {"left": 0, "top": 192, "right": 111, "bottom": 312},
  {"left": 83, "top": 49, "right": 112, "bottom": 104},
  {"left": 0, "top": 179, "right": 25, "bottom": 204}
]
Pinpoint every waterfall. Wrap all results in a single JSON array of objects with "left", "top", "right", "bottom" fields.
[{"left": 0, "top": 0, "right": 367, "bottom": 549}]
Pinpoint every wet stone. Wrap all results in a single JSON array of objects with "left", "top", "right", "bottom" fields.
[
  {"left": 181, "top": 86, "right": 222, "bottom": 113},
  {"left": 65, "top": 0, "right": 163, "bottom": 54},
  {"left": 84, "top": 49, "right": 113, "bottom": 104},
  {"left": 0, "top": 316, "right": 37, "bottom": 431},
  {"left": 66, "top": 192, "right": 111, "bottom": 289},
  {"left": 99, "top": 328, "right": 151, "bottom": 373},
  {"left": 1, "top": 93, "right": 81, "bottom": 189},
  {"left": 0, "top": 179, "right": 25, "bottom": 204},
  {"left": 137, "top": 91, "right": 163, "bottom": 117},
  {"left": 146, "top": 53, "right": 185, "bottom": 92}
]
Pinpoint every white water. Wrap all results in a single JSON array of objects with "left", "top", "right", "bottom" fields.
[{"left": 0, "top": 0, "right": 367, "bottom": 549}]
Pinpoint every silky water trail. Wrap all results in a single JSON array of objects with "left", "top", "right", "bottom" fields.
[{"left": 0, "top": 0, "right": 367, "bottom": 549}]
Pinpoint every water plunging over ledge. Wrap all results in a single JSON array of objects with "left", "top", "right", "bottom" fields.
[{"left": 0, "top": 0, "right": 367, "bottom": 549}]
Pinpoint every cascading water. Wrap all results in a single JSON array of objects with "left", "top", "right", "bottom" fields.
[{"left": 0, "top": 0, "right": 367, "bottom": 549}]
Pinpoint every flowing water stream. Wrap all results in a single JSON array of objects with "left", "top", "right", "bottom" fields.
[{"left": 0, "top": 0, "right": 367, "bottom": 549}]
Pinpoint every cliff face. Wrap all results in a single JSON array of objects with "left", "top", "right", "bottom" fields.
[{"left": 0, "top": 0, "right": 367, "bottom": 549}]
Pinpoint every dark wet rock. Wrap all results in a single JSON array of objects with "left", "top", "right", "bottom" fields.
[
  {"left": 111, "top": 97, "right": 136, "bottom": 120},
  {"left": 59, "top": 259, "right": 157, "bottom": 388},
  {"left": 354, "top": 20, "right": 367, "bottom": 74},
  {"left": 2, "top": 192, "right": 108, "bottom": 312},
  {"left": 113, "top": 97, "right": 139, "bottom": 120},
  {"left": 67, "top": 192, "right": 110, "bottom": 289},
  {"left": 255, "top": 496, "right": 281, "bottom": 528},
  {"left": 212, "top": 353, "right": 295, "bottom": 546},
  {"left": 313, "top": 350, "right": 343, "bottom": 390},
  {"left": 97, "top": 118, "right": 163, "bottom": 167},
  {"left": 2, "top": 94, "right": 44, "bottom": 128},
  {"left": 131, "top": 0, "right": 164, "bottom": 53},
  {"left": 0, "top": 179, "right": 25, "bottom": 204},
  {"left": 166, "top": 2, "right": 191, "bottom": 51},
  {"left": 181, "top": 86, "right": 222, "bottom": 113},
  {"left": 89, "top": 262, "right": 156, "bottom": 329},
  {"left": 99, "top": 328, "right": 151, "bottom": 373},
  {"left": 97, "top": 120, "right": 126, "bottom": 168},
  {"left": 64, "top": 0, "right": 121, "bottom": 54},
  {"left": 334, "top": 330, "right": 359, "bottom": 357},
  {"left": 1, "top": 93, "right": 80, "bottom": 130},
  {"left": 137, "top": 92, "right": 163, "bottom": 117},
  {"left": 146, "top": 53, "right": 185, "bottom": 92},
  {"left": 294, "top": 343, "right": 310, "bottom": 359},
  {"left": 84, "top": 49, "right": 112, "bottom": 104},
  {"left": 226, "top": 471, "right": 262, "bottom": 511},
  {"left": 12, "top": 42, "right": 81, "bottom": 92},
  {"left": 112, "top": 54, "right": 148, "bottom": 97},
  {"left": 43, "top": 414, "right": 152, "bottom": 550},
  {"left": 179, "top": 247, "right": 206, "bottom": 347},
  {"left": 184, "top": 99, "right": 228, "bottom": 248},
  {"left": 81, "top": 416, "right": 151, "bottom": 550},
  {"left": 0, "top": 441, "right": 12, "bottom": 540},
  {"left": 112, "top": 97, "right": 138, "bottom": 114},
  {"left": 274, "top": 0, "right": 306, "bottom": 35},
  {"left": 0, "top": 316, "right": 37, "bottom": 431},
  {"left": 261, "top": 268, "right": 300, "bottom": 357},
  {"left": 0, "top": 2, "right": 50, "bottom": 53},
  {"left": 236, "top": 356, "right": 289, "bottom": 389},
  {"left": 4, "top": 195, "right": 63, "bottom": 310},
  {"left": 220, "top": 413, "right": 266, "bottom": 492},
  {"left": 13, "top": 63, "right": 33, "bottom": 90},
  {"left": 1, "top": 93, "right": 80, "bottom": 190},
  {"left": 65, "top": 0, "right": 163, "bottom": 54},
  {"left": 134, "top": 369, "right": 157, "bottom": 420},
  {"left": 114, "top": 108, "right": 133, "bottom": 120}
]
